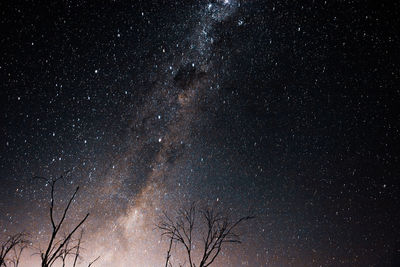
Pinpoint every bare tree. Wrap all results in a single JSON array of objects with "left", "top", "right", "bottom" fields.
[
  {"left": 0, "top": 232, "right": 29, "bottom": 267},
  {"left": 157, "top": 203, "right": 254, "bottom": 267},
  {"left": 34, "top": 172, "right": 89, "bottom": 267}
]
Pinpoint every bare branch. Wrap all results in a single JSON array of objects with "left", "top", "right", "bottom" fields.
[
  {"left": 87, "top": 256, "right": 100, "bottom": 267},
  {"left": 0, "top": 232, "right": 29, "bottom": 267},
  {"left": 157, "top": 203, "right": 254, "bottom": 267},
  {"left": 36, "top": 172, "right": 90, "bottom": 267},
  {"left": 72, "top": 230, "right": 84, "bottom": 267}
]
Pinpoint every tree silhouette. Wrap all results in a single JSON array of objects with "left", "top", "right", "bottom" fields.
[
  {"left": 34, "top": 172, "right": 89, "bottom": 267},
  {"left": 157, "top": 203, "right": 254, "bottom": 267},
  {"left": 0, "top": 232, "right": 29, "bottom": 267}
]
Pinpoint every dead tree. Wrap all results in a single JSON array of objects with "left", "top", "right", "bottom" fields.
[
  {"left": 34, "top": 172, "right": 89, "bottom": 267},
  {"left": 0, "top": 233, "right": 29, "bottom": 267},
  {"left": 157, "top": 203, "right": 254, "bottom": 267}
]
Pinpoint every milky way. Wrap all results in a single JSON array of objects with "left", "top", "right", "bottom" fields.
[
  {"left": 5, "top": 1, "right": 251, "bottom": 266},
  {"left": 1, "top": 0, "right": 400, "bottom": 266},
  {"left": 87, "top": 1, "right": 243, "bottom": 265}
]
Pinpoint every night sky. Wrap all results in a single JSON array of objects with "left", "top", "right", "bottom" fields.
[{"left": 1, "top": 0, "right": 400, "bottom": 266}]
